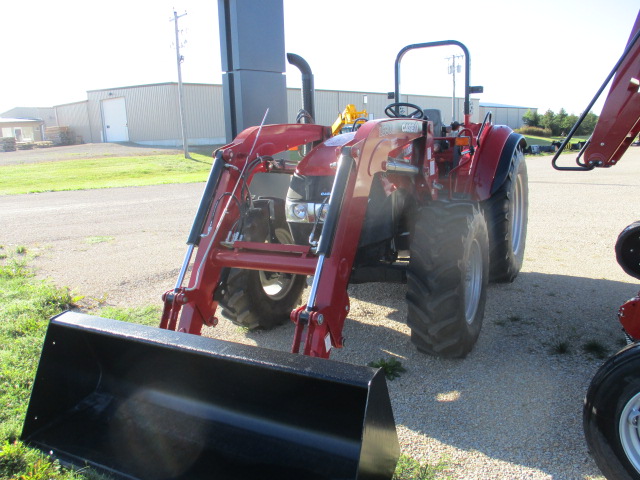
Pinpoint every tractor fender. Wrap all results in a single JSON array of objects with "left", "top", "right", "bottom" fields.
[{"left": 472, "top": 127, "right": 526, "bottom": 201}]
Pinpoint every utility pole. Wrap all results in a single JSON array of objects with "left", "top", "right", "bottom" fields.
[
  {"left": 171, "top": 9, "right": 191, "bottom": 159},
  {"left": 446, "top": 54, "right": 464, "bottom": 122}
]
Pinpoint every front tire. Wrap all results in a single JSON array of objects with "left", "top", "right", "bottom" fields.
[
  {"left": 483, "top": 148, "right": 528, "bottom": 283},
  {"left": 584, "top": 343, "right": 640, "bottom": 480},
  {"left": 218, "top": 226, "right": 307, "bottom": 330},
  {"left": 406, "top": 203, "right": 489, "bottom": 358}
]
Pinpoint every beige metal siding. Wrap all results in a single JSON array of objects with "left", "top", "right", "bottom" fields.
[
  {"left": 287, "top": 89, "right": 303, "bottom": 122},
  {"left": 55, "top": 101, "right": 92, "bottom": 143},
  {"left": 183, "top": 84, "right": 225, "bottom": 142},
  {"left": 313, "top": 90, "right": 341, "bottom": 126},
  {"left": 362, "top": 93, "right": 391, "bottom": 120}
]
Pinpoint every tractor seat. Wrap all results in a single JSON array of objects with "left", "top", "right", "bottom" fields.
[{"left": 423, "top": 109, "right": 444, "bottom": 137}]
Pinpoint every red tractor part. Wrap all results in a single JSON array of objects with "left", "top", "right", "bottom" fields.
[
  {"left": 553, "top": 12, "right": 640, "bottom": 171},
  {"left": 619, "top": 295, "right": 640, "bottom": 340},
  {"left": 22, "top": 312, "right": 399, "bottom": 480},
  {"left": 616, "top": 221, "right": 640, "bottom": 340}
]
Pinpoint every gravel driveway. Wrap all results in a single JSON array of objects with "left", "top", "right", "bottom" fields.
[{"left": 3, "top": 144, "right": 640, "bottom": 479}]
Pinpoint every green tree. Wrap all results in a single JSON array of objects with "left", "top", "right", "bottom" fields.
[
  {"left": 540, "top": 109, "right": 556, "bottom": 133},
  {"left": 576, "top": 111, "right": 599, "bottom": 135},
  {"left": 522, "top": 109, "right": 541, "bottom": 127},
  {"left": 554, "top": 108, "right": 569, "bottom": 136},
  {"left": 561, "top": 113, "right": 579, "bottom": 135}
]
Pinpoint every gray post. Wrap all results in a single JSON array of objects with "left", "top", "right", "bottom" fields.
[
  {"left": 217, "top": 0, "right": 289, "bottom": 197},
  {"left": 218, "top": 0, "right": 288, "bottom": 140}
]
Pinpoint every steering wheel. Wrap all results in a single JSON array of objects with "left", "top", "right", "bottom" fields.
[{"left": 384, "top": 102, "right": 424, "bottom": 119}]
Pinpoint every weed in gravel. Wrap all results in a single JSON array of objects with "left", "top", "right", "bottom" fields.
[
  {"left": 583, "top": 340, "right": 609, "bottom": 359},
  {"left": 393, "top": 454, "right": 450, "bottom": 479},
  {"left": 369, "top": 357, "right": 407, "bottom": 380},
  {"left": 15, "top": 246, "right": 27, "bottom": 255},
  {"left": 84, "top": 236, "right": 115, "bottom": 244},
  {"left": 0, "top": 258, "right": 30, "bottom": 278},
  {"left": 551, "top": 341, "right": 571, "bottom": 355}
]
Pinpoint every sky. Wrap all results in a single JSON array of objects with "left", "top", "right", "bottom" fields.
[{"left": 1, "top": 0, "right": 638, "bottom": 117}]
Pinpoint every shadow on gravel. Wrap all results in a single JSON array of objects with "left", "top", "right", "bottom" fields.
[{"left": 239, "top": 271, "right": 637, "bottom": 478}]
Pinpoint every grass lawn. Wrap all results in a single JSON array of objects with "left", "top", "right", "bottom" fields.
[
  {"left": 0, "top": 153, "right": 213, "bottom": 195},
  {"left": 0, "top": 250, "right": 449, "bottom": 480},
  {"left": 523, "top": 134, "right": 590, "bottom": 147}
]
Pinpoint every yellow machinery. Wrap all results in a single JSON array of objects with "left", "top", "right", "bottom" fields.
[{"left": 331, "top": 104, "right": 368, "bottom": 135}]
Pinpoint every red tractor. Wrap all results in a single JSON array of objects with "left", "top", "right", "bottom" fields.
[
  {"left": 552, "top": 12, "right": 640, "bottom": 480},
  {"left": 22, "top": 40, "right": 528, "bottom": 480},
  {"left": 160, "top": 39, "right": 528, "bottom": 360}
]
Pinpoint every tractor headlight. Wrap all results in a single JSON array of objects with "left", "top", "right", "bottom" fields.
[
  {"left": 286, "top": 201, "right": 328, "bottom": 223},
  {"left": 292, "top": 203, "right": 308, "bottom": 220}
]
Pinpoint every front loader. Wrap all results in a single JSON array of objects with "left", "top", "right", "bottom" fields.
[{"left": 22, "top": 40, "right": 528, "bottom": 479}]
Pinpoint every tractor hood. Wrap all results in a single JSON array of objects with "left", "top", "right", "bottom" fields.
[{"left": 295, "top": 132, "right": 356, "bottom": 176}]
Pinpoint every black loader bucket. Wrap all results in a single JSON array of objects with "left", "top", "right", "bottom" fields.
[{"left": 22, "top": 312, "right": 399, "bottom": 480}]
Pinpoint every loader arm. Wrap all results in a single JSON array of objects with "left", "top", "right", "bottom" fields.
[
  {"left": 552, "top": 12, "right": 640, "bottom": 170},
  {"left": 291, "top": 118, "right": 430, "bottom": 357},
  {"left": 162, "top": 123, "right": 331, "bottom": 336},
  {"left": 162, "top": 118, "right": 430, "bottom": 359}
]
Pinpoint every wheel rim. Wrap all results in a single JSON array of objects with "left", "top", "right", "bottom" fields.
[
  {"left": 258, "top": 270, "right": 295, "bottom": 300},
  {"left": 511, "top": 172, "right": 525, "bottom": 256},
  {"left": 464, "top": 239, "right": 483, "bottom": 324},
  {"left": 258, "top": 227, "right": 297, "bottom": 301},
  {"left": 620, "top": 391, "right": 640, "bottom": 473}
]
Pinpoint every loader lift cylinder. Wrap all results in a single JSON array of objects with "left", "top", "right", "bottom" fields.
[
  {"left": 316, "top": 149, "right": 355, "bottom": 257},
  {"left": 172, "top": 151, "right": 226, "bottom": 293},
  {"left": 186, "top": 150, "right": 226, "bottom": 247}
]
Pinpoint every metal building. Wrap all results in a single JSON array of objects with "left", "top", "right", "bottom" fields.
[
  {"left": 0, "top": 83, "right": 529, "bottom": 147},
  {"left": 49, "top": 82, "right": 496, "bottom": 147},
  {"left": 478, "top": 103, "right": 535, "bottom": 130}
]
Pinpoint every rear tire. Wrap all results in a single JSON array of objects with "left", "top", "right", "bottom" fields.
[
  {"left": 584, "top": 344, "right": 640, "bottom": 480},
  {"left": 406, "top": 203, "right": 489, "bottom": 358},
  {"left": 218, "top": 226, "right": 306, "bottom": 330},
  {"left": 483, "top": 148, "right": 528, "bottom": 283}
]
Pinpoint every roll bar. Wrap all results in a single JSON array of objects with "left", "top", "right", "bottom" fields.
[{"left": 394, "top": 40, "right": 483, "bottom": 125}]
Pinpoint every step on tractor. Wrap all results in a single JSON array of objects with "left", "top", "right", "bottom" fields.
[
  {"left": 551, "top": 11, "right": 640, "bottom": 480},
  {"left": 22, "top": 40, "right": 529, "bottom": 480}
]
